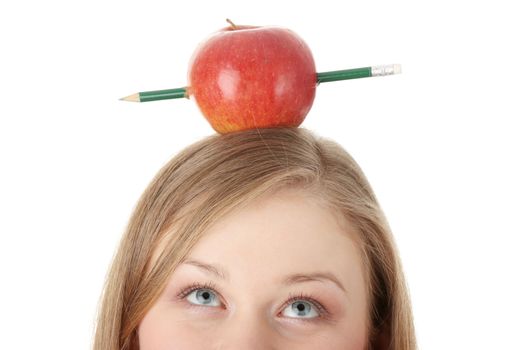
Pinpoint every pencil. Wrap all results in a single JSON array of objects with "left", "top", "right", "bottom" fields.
[
  {"left": 120, "top": 64, "right": 401, "bottom": 103},
  {"left": 120, "top": 87, "right": 188, "bottom": 103},
  {"left": 316, "top": 64, "right": 402, "bottom": 83}
]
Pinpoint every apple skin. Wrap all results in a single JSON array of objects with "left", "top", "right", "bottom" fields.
[{"left": 188, "top": 25, "right": 317, "bottom": 134}]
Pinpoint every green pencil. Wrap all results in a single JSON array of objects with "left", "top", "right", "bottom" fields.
[{"left": 120, "top": 64, "right": 401, "bottom": 102}]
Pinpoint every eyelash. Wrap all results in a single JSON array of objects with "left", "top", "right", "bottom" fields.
[
  {"left": 176, "top": 281, "right": 221, "bottom": 305},
  {"left": 175, "top": 282, "right": 331, "bottom": 322}
]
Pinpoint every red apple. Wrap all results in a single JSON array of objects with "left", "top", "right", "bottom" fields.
[{"left": 187, "top": 22, "right": 317, "bottom": 134}]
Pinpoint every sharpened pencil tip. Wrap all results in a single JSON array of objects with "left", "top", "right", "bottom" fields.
[{"left": 120, "top": 93, "right": 140, "bottom": 102}]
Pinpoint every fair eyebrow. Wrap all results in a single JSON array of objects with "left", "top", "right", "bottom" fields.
[
  {"left": 182, "top": 259, "right": 347, "bottom": 293},
  {"left": 183, "top": 259, "right": 229, "bottom": 280}
]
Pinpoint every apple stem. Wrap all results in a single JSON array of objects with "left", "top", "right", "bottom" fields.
[{"left": 226, "top": 18, "right": 238, "bottom": 30}]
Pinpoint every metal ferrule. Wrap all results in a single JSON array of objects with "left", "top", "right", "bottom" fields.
[{"left": 371, "top": 64, "right": 401, "bottom": 77}]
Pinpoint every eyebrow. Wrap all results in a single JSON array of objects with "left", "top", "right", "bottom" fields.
[
  {"left": 283, "top": 272, "right": 347, "bottom": 293},
  {"left": 183, "top": 259, "right": 229, "bottom": 280},
  {"left": 181, "top": 259, "right": 347, "bottom": 293}
]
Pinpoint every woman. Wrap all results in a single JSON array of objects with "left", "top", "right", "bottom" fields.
[{"left": 92, "top": 127, "right": 416, "bottom": 349}]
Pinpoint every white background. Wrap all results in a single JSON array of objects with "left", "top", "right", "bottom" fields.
[{"left": 1, "top": 0, "right": 523, "bottom": 348}]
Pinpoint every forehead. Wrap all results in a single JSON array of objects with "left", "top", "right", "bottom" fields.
[{"left": 185, "top": 189, "right": 365, "bottom": 290}]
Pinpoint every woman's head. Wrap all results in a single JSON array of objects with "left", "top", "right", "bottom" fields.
[{"left": 92, "top": 128, "right": 416, "bottom": 349}]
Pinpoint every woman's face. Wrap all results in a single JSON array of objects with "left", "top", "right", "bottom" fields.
[{"left": 138, "top": 190, "right": 369, "bottom": 349}]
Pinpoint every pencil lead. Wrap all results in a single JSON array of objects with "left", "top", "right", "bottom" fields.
[{"left": 120, "top": 93, "right": 140, "bottom": 102}]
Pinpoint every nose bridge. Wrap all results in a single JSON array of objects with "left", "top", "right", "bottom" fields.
[{"left": 215, "top": 307, "right": 277, "bottom": 350}]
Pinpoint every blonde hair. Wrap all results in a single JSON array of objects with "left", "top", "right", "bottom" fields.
[{"left": 92, "top": 127, "right": 416, "bottom": 350}]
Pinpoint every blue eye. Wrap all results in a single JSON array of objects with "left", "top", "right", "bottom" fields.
[
  {"left": 282, "top": 300, "right": 320, "bottom": 319},
  {"left": 178, "top": 283, "right": 328, "bottom": 321},
  {"left": 186, "top": 288, "right": 221, "bottom": 307}
]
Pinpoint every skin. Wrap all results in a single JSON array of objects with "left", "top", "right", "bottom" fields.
[{"left": 138, "top": 189, "right": 369, "bottom": 349}]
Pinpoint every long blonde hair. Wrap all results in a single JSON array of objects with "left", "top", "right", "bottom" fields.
[{"left": 92, "top": 127, "right": 416, "bottom": 349}]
